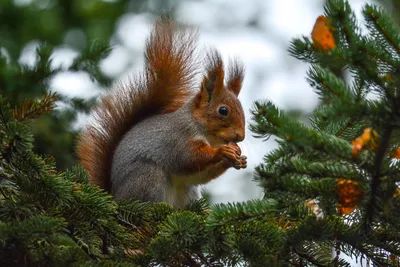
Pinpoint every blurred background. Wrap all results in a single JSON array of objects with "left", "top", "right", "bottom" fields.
[{"left": 1, "top": 0, "right": 398, "bottom": 204}]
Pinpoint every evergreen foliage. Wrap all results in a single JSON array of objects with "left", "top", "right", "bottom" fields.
[
  {"left": 251, "top": 0, "right": 400, "bottom": 264},
  {"left": 0, "top": 0, "right": 147, "bottom": 170},
  {"left": 1, "top": 0, "right": 400, "bottom": 266}
]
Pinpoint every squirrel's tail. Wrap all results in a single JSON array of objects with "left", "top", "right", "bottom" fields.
[{"left": 76, "top": 19, "right": 198, "bottom": 191}]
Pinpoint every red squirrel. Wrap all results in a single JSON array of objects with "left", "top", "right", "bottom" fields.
[{"left": 76, "top": 19, "right": 247, "bottom": 208}]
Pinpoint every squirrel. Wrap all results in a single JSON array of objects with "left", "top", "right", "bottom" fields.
[{"left": 76, "top": 19, "right": 247, "bottom": 208}]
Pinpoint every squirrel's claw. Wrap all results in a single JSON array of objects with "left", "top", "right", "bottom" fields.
[
  {"left": 218, "top": 144, "right": 246, "bottom": 169},
  {"left": 219, "top": 144, "right": 241, "bottom": 162},
  {"left": 233, "top": 155, "right": 247, "bottom": 169}
]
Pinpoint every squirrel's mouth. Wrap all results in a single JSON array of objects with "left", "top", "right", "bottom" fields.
[
  {"left": 222, "top": 138, "right": 230, "bottom": 144},
  {"left": 209, "top": 138, "right": 230, "bottom": 148},
  {"left": 206, "top": 134, "right": 234, "bottom": 147},
  {"left": 222, "top": 138, "right": 238, "bottom": 146}
]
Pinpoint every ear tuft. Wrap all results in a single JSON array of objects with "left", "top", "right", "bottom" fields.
[
  {"left": 227, "top": 58, "right": 244, "bottom": 96},
  {"left": 200, "top": 50, "right": 224, "bottom": 98}
]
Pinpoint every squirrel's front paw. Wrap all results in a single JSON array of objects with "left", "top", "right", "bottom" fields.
[
  {"left": 233, "top": 155, "right": 247, "bottom": 170},
  {"left": 218, "top": 143, "right": 247, "bottom": 169}
]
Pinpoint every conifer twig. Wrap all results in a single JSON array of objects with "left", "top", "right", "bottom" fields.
[
  {"left": 195, "top": 252, "right": 212, "bottom": 267},
  {"left": 335, "top": 118, "right": 355, "bottom": 137},
  {"left": 12, "top": 92, "right": 59, "bottom": 121},
  {"left": 364, "top": 125, "right": 393, "bottom": 233},
  {"left": 293, "top": 248, "right": 325, "bottom": 267},
  {"left": 365, "top": 6, "right": 400, "bottom": 54}
]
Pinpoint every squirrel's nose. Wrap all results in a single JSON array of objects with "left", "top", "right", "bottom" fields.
[{"left": 235, "top": 132, "right": 245, "bottom": 142}]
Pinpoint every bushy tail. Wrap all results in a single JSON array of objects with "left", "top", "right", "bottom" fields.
[{"left": 76, "top": 19, "right": 198, "bottom": 191}]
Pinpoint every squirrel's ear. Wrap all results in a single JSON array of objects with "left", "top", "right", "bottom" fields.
[
  {"left": 200, "top": 50, "right": 224, "bottom": 102},
  {"left": 227, "top": 58, "right": 244, "bottom": 96}
]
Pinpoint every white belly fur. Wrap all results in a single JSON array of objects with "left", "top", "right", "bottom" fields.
[{"left": 166, "top": 174, "right": 201, "bottom": 208}]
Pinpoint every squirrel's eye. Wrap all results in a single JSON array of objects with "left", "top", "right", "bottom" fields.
[{"left": 218, "top": 106, "right": 229, "bottom": 116}]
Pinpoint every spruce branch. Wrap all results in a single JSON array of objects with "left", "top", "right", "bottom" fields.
[
  {"left": 0, "top": 95, "right": 12, "bottom": 126},
  {"left": 364, "top": 125, "right": 393, "bottom": 233},
  {"left": 335, "top": 118, "right": 356, "bottom": 137},
  {"left": 251, "top": 101, "right": 363, "bottom": 163},
  {"left": 117, "top": 200, "right": 151, "bottom": 227},
  {"left": 363, "top": 4, "right": 400, "bottom": 55},
  {"left": 184, "top": 198, "right": 210, "bottom": 216},
  {"left": 359, "top": 39, "right": 399, "bottom": 70},
  {"left": 207, "top": 199, "right": 277, "bottom": 227},
  {"left": 12, "top": 92, "right": 59, "bottom": 121},
  {"left": 292, "top": 247, "right": 328, "bottom": 267},
  {"left": 307, "top": 65, "right": 356, "bottom": 102},
  {"left": 70, "top": 40, "right": 113, "bottom": 86},
  {"left": 290, "top": 159, "right": 363, "bottom": 180},
  {"left": 325, "top": 0, "right": 361, "bottom": 47},
  {"left": 288, "top": 37, "right": 317, "bottom": 63},
  {"left": 193, "top": 252, "right": 213, "bottom": 267}
]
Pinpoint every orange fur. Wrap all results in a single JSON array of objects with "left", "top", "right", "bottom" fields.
[
  {"left": 76, "top": 19, "right": 198, "bottom": 190},
  {"left": 227, "top": 58, "right": 244, "bottom": 96},
  {"left": 201, "top": 50, "right": 225, "bottom": 96},
  {"left": 193, "top": 51, "right": 245, "bottom": 146},
  {"left": 185, "top": 140, "right": 220, "bottom": 172},
  {"left": 180, "top": 139, "right": 235, "bottom": 182}
]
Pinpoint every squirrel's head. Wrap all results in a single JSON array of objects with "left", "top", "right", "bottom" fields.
[{"left": 193, "top": 51, "right": 245, "bottom": 147}]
